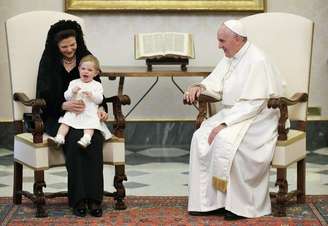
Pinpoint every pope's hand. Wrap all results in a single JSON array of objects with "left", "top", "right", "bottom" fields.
[{"left": 183, "top": 86, "right": 203, "bottom": 104}]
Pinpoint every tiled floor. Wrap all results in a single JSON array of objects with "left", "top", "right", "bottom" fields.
[{"left": 0, "top": 147, "right": 327, "bottom": 196}]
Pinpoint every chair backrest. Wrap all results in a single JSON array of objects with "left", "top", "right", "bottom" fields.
[
  {"left": 240, "top": 12, "right": 314, "bottom": 121},
  {"left": 6, "top": 11, "right": 85, "bottom": 121}
]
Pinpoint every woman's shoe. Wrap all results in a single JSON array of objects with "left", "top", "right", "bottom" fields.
[
  {"left": 88, "top": 200, "right": 103, "bottom": 217},
  {"left": 73, "top": 200, "right": 87, "bottom": 217}
]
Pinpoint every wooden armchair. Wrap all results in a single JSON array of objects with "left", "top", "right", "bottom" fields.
[
  {"left": 6, "top": 11, "right": 130, "bottom": 217},
  {"left": 187, "top": 12, "right": 313, "bottom": 217}
]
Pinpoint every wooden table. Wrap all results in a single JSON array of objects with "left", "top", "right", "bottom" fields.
[{"left": 101, "top": 66, "right": 213, "bottom": 118}]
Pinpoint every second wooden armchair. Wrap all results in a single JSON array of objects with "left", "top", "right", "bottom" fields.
[{"left": 186, "top": 12, "right": 313, "bottom": 217}]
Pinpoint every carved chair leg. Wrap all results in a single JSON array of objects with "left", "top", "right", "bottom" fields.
[
  {"left": 297, "top": 159, "right": 306, "bottom": 203},
  {"left": 275, "top": 168, "right": 288, "bottom": 217},
  {"left": 196, "top": 102, "right": 207, "bottom": 129},
  {"left": 13, "top": 161, "right": 23, "bottom": 204},
  {"left": 33, "top": 170, "right": 47, "bottom": 218},
  {"left": 113, "top": 164, "right": 127, "bottom": 210}
]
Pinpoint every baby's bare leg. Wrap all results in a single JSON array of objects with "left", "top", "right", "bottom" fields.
[
  {"left": 84, "top": 129, "right": 94, "bottom": 138},
  {"left": 57, "top": 123, "right": 70, "bottom": 138}
]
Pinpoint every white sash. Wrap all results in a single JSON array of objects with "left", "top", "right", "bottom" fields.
[{"left": 211, "top": 117, "right": 255, "bottom": 192}]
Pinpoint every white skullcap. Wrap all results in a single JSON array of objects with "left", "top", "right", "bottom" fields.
[{"left": 223, "top": 19, "right": 247, "bottom": 37}]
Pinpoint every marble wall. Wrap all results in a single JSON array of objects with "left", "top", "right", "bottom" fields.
[{"left": 0, "top": 0, "right": 327, "bottom": 120}]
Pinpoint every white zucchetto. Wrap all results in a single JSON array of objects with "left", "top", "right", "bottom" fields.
[{"left": 223, "top": 20, "right": 247, "bottom": 37}]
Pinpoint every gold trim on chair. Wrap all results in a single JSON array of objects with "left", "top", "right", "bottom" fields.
[
  {"left": 277, "top": 130, "right": 305, "bottom": 147},
  {"left": 109, "top": 135, "right": 125, "bottom": 143},
  {"left": 271, "top": 155, "right": 306, "bottom": 168},
  {"left": 15, "top": 133, "right": 48, "bottom": 148},
  {"left": 103, "top": 161, "right": 125, "bottom": 165}
]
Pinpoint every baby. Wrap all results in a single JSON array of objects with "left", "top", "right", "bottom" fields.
[{"left": 48, "top": 55, "right": 112, "bottom": 149}]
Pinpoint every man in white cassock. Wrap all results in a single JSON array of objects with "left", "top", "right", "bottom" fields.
[{"left": 184, "top": 20, "right": 284, "bottom": 220}]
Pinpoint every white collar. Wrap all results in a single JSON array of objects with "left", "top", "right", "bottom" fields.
[{"left": 232, "top": 41, "right": 250, "bottom": 61}]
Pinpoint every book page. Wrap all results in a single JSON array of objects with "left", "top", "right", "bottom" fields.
[
  {"left": 163, "top": 32, "right": 195, "bottom": 59},
  {"left": 135, "top": 33, "right": 164, "bottom": 59}
]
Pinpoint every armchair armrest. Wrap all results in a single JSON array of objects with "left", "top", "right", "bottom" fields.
[
  {"left": 268, "top": 92, "right": 308, "bottom": 141},
  {"left": 198, "top": 94, "right": 221, "bottom": 103},
  {"left": 183, "top": 92, "right": 221, "bottom": 129},
  {"left": 104, "top": 95, "right": 131, "bottom": 138},
  {"left": 13, "top": 92, "right": 46, "bottom": 143}
]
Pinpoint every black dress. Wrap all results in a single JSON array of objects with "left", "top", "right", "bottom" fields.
[{"left": 36, "top": 52, "right": 105, "bottom": 207}]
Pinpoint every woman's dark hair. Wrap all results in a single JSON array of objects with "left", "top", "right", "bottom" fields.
[
  {"left": 54, "top": 29, "right": 76, "bottom": 44},
  {"left": 43, "top": 20, "right": 88, "bottom": 61}
]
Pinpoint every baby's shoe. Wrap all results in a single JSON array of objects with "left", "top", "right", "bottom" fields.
[
  {"left": 47, "top": 135, "right": 64, "bottom": 149},
  {"left": 77, "top": 136, "right": 91, "bottom": 149}
]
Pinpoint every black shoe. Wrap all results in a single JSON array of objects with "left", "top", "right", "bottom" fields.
[
  {"left": 189, "top": 208, "right": 226, "bottom": 216},
  {"left": 88, "top": 200, "right": 103, "bottom": 217},
  {"left": 224, "top": 211, "right": 246, "bottom": 221},
  {"left": 73, "top": 200, "right": 87, "bottom": 217}
]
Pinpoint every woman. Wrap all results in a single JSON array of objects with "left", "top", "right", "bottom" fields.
[{"left": 36, "top": 20, "right": 107, "bottom": 217}]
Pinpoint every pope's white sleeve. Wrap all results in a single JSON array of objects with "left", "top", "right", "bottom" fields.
[{"left": 222, "top": 99, "right": 267, "bottom": 126}]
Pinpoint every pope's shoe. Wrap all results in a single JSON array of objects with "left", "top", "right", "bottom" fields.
[
  {"left": 189, "top": 208, "right": 226, "bottom": 216},
  {"left": 224, "top": 210, "right": 246, "bottom": 221}
]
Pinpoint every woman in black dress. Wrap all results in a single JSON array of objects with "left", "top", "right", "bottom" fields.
[{"left": 36, "top": 20, "right": 106, "bottom": 217}]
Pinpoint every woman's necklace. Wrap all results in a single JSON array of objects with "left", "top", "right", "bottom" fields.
[{"left": 63, "top": 56, "right": 76, "bottom": 65}]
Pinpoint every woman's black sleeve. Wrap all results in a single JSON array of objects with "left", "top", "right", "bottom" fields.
[{"left": 36, "top": 55, "right": 65, "bottom": 118}]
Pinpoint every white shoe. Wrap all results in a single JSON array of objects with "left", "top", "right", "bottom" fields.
[
  {"left": 77, "top": 137, "right": 91, "bottom": 149},
  {"left": 47, "top": 136, "right": 64, "bottom": 149}
]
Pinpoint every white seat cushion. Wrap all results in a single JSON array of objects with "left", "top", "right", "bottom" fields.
[
  {"left": 272, "top": 129, "right": 306, "bottom": 168},
  {"left": 14, "top": 133, "right": 125, "bottom": 170}
]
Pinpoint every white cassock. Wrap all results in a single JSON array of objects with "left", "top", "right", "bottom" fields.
[
  {"left": 59, "top": 78, "right": 112, "bottom": 140},
  {"left": 188, "top": 41, "right": 284, "bottom": 218}
]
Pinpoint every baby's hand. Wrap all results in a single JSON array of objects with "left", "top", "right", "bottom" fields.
[
  {"left": 82, "top": 91, "right": 93, "bottom": 99},
  {"left": 72, "top": 86, "right": 81, "bottom": 94}
]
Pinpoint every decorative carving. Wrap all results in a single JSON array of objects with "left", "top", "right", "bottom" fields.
[
  {"left": 268, "top": 93, "right": 308, "bottom": 141},
  {"left": 13, "top": 92, "right": 46, "bottom": 143},
  {"left": 275, "top": 168, "right": 288, "bottom": 217},
  {"left": 105, "top": 95, "right": 131, "bottom": 138},
  {"left": 183, "top": 93, "right": 221, "bottom": 129},
  {"left": 113, "top": 165, "right": 127, "bottom": 210},
  {"left": 33, "top": 180, "right": 47, "bottom": 217}
]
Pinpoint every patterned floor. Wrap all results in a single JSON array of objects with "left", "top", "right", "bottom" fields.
[{"left": 0, "top": 147, "right": 327, "bottom": 196}]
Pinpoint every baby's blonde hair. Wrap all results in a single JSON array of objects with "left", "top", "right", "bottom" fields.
[{"left": 79, "top": 55, "right": 100, "bottom": 71}]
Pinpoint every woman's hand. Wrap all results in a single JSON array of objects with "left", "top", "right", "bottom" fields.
[
  {"left": 208, "top": 123, "right": 227, "bottom": 145},
  {"left": 62, "top": 100, "right": 85, "bottom": 114},
  {"left": 98, "top": 110, "right": 108, "bottom": 122}
]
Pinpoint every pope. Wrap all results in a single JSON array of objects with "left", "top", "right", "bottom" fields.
[{"left": 184, "top": 19, "right": 284, "bottom": 220}]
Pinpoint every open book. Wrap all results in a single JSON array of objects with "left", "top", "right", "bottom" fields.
[{"left": 135, "top": 32, "right": 195, "bottom": 60}]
